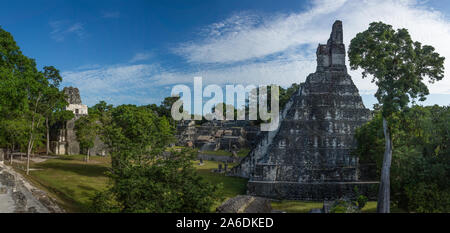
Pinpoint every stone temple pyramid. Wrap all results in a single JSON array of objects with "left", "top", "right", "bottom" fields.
[{"left": 231, "top": 20, "right": 378, "bottom": 200}]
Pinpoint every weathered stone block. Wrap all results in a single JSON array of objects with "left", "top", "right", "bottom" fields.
[
  {"left": 216, "top": 195, "right": 272, "bottom": 213},
  {"left": 247, "top": 181, "right": 379, "bottom": 201}
]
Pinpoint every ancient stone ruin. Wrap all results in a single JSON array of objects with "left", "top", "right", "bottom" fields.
[
  {"left": 51, "top": 87, "right": 88, "bottom": 155},
  {"left": 0, "top": 163, "right": 63, "bottom": 213},
  {"left": 231, "top": 21, "right": 378, "bottom": 200},
  {"left": 176, "top": 120, "right": 259, "bottom": 152},
  {"left": 51, "top": 87, "right": 107, "bottom": 156},
  {"left": 216, "top": 195, "right": 273, "bottom": 213},
  {"left": 63, "top": 87, "right": 88, "bottom": 115}
]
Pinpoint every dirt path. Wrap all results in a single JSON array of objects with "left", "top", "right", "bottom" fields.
[{"left": 8, "top": 155, "right": 58, "bottom": 164}]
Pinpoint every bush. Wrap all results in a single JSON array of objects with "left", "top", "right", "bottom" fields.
[
  {"left": 354, "top": 106, "right": 450, "bottom": 213},
  {"left": 92, "top": 105, "right": 222, "bottom": 213},
  {"left": 91, "top": 190, "right": 121, "bottom": 213},
  {"left": 329, "top": 200, "right": 360, "bottom": 213},
  {"left": 329, "top": 187, "right": 368, "bottom": 213},
  {"left": 404, "top": 183, "right": 450, "bottom": 213}
]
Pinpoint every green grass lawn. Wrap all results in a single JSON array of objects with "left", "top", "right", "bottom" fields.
[
  {"left": 271, "top": 200, "right": 323, "bottom": 213},
  {"left": 193, "top": 160, "right": 248, "bottom": 211},
  {"left": 359, "top": 201, "right": 405, "bottom": 213},
  {"left": 195, "top": 161, "right": 247, "bottom": 198},
  {"left": 199, "top": 150, "right": 232, "bottom": 156},
  {"left": 271, "top": 200, "right": 376, "bottom": 213},
  {"left": 12, "top": 155, "right": 248, "bottom": 212},
  {"left": 237, "top": 148, "right": 251, "bottom": 157},
  {"left": 13, "top": 155, "right": 111, "bottom": 212},
  {"left": 198, "top": 148, "right": 251, "bottom": 157},
  {"left": 12, "top": 155, "right": 405, "bottom": 213},
  {"left": 271, "top": 200, "right": 405, "bottom": 213}
]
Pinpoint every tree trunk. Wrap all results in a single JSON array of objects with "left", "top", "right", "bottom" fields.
[
  {"left": 27, "top": 121, "right": 38, "bottom": 175},
  {"left": 46, "top": 117, "right": 50, "bottom": 155},
  {"left": 377, "top": 117, "right": 392, "bottom": 213},
  {"left": 26, "top": 94, "right": 42, "bottom": 175},
  {"left": 86, "top": 149, "right": 90, "bottom": 163},
  {"left": 10, "top": 145, "right": 14, "bottom": 165},
  {"left": 27, "top": 122, "right": 35, "bottom": 175},
  {"left": 26, "top": 139, "right": 32, "bottom": 175}
]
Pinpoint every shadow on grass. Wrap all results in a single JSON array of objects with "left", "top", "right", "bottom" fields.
[
  {"left": 35, "top": 161, "right": 110, "bottom": 178},
  {"left": 23, "top": 173, "right": 92, "bottom": 213}
]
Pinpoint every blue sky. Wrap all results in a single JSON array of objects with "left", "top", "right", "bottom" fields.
[{"left": 1, "top": 0, "right": 450, "bottom": 109}]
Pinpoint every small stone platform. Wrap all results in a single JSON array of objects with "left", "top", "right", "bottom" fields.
[
  {"left": 216, "top": 195, "right": 273, "bottom": 213},
  {"left": 247, "top": 181, "right": 379, "bottom": 201}
]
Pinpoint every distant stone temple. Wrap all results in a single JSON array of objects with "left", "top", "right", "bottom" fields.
[
  {"left": 51, "top": 87, "right": 106, "bottom": 156},
  {"left": 50, "top": 87, "right": 88, "bottom": 155},
  {"left": 176, "top": 120, "right": 259, "bottom": 152},
  {"left": 231, "top": 21, "right": 378, "bottom": 200},
  {"left": 64, "top": 87, "right": 88, "bottom": 115}
]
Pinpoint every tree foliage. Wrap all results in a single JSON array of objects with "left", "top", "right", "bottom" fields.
[
  {"left": 75, "top": 114, "right": 100, "bottom": 161},
  {"left": 348, "top": 21, "right": 445, "bottom": 212},
  {"left": 0, "top": 27, "right": 69, "bottom": 171},
  {"left": 354, "top": 106, "right": 450, "bottom": 212},
  {"left": 92, "top": 104, "right": 221, "bottom": 213},
  {"left": 349, "top": 22, "right": 445, "bottom": 117},
  {"left": 144, "top": 96, "right": 180, "bottom": 125}
]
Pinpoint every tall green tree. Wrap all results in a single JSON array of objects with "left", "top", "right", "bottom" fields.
[
  {"left": 348, "top": 22, "right": 445, "bottom": 212},
  {"left": 279, "top": 83, "right": 300, "bottom": 109},
  {"left": 0, "top": 27, "right": 30, "bottom": 116},
  {"left": 75, "top": 114, "right": 100, "bottom": 162},
  {"left": 41, "top": 66, "right": 69, "bottom": 155},
  {"left": 92, "top": 105, "right": 221, "bottom": 212},
  {"left": 144, "top": 96, "right": 180, "bottom": 126},
  {"left": 89, "top": 100, "right": 113, "bottom": 116},
  {"left": 354, "top": 106, "right": 450, "bottom": 212},
  {"left": 25, "top": 69, "right": 49, "bottom": 174},
  {"left": 0, "top": 117, "right": 28, "bottom": 163},
  {"left": 160, "top": 96, "right": 180, "bottom": 117},
  {"left": 0, "top": 26, "right": 44, "bottom": 174},
  {"left": 0, "top": 26, "right": 67, "bottom": 174}
]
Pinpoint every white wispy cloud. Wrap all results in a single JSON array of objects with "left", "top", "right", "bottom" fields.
[
  {"left": 62, "top": 0, "right": 450, "bottom": 107},
  {"left": 173, "top": 0, "right": 450, "bottom": 94},
  {"left": 62, "top": 64, "right": 162, "bottom": 106},
  {"left": 50, "top": 21, "right": 86, "bottom": 42},
  {"left": 129, "top": 52, "right": 154, "bottom": 63}
]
